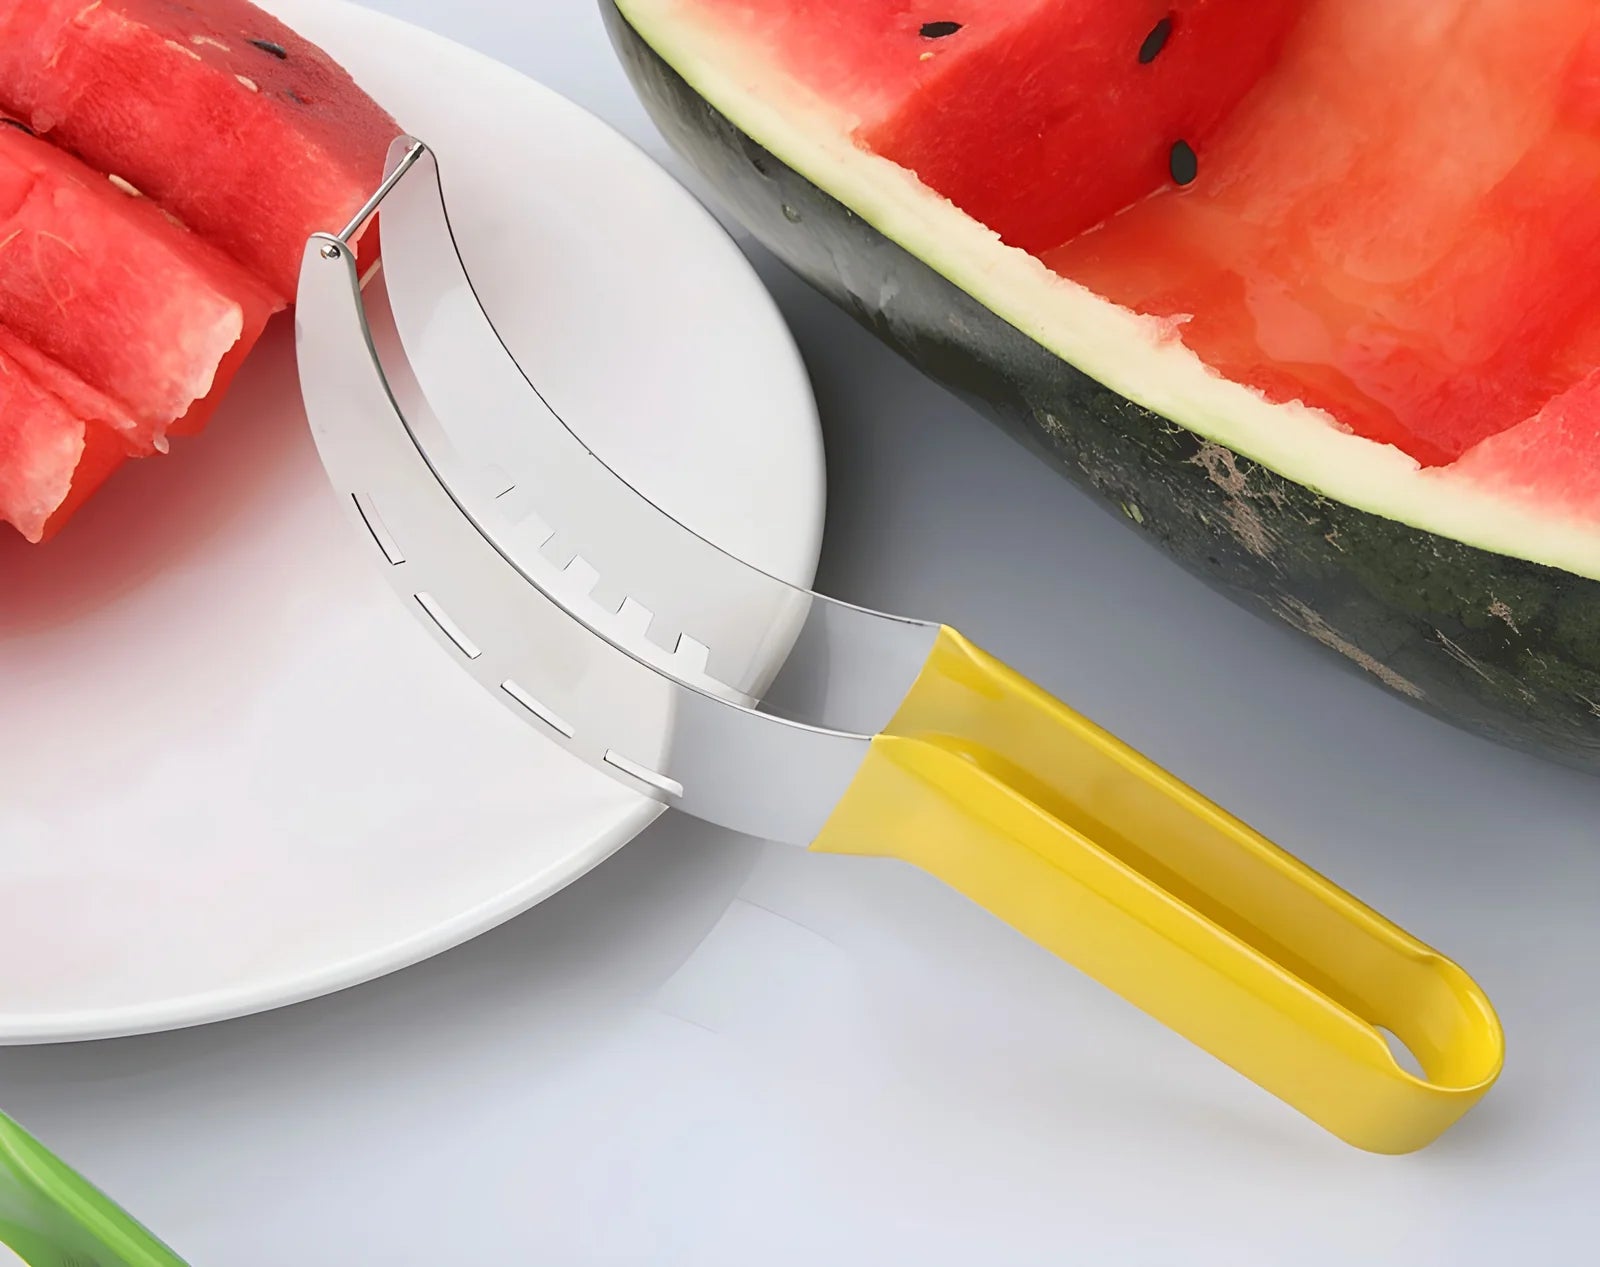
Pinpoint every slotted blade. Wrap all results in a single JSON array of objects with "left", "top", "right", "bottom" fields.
[{"left": 293, "top": 137, "right": 938, "bottom": 840}]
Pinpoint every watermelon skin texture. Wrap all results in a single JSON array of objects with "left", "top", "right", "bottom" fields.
[{"left": 604, "top": 1, "right": 1600, "bottom": 774}]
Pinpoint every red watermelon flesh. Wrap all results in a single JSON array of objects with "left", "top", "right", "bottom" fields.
[
  {"left": 0, "top": 335, "right": 84, "bottom": 542},
  {"left": 1041, "top": 0, "right": 1600, "bottom": 473},
  {"left": 0, "top": 327, "right": 134, "bottom": 542},
  {"left": 23, "top": 299, "right": 266, "bottom": 544},
  {"left": 1453, "top": 368, "right": 1600, "bottom": 522},
  {"left": 0, "top": 119, "right": 281, "bottom": 456},
  {"left": 0, "top": 323, "right": 134, "bottom": 438},
  {"left": 0, "top": 240, "right": 269, "bottom": 544},
  {"left": 700, "top": 0, "right": 1600, "bottom": 493},
  {"left": 0, "top": 0, "right": 401, "bottom": 300},
  {"left": 692, "top": 0, "right": 1306, "bottom": 256},
  {"left": 35, "top": 421, "right": 126, "bottom": 541}
]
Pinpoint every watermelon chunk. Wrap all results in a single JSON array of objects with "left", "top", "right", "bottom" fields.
[
  {"left": 0, "top": 0, "right": 401, "bottom": 300},
  {"left": 688, "top": 0, "right": 1305, "bottom": 255},
  {"left": 0, "top": 0, "right": 399, "bottom": 543},
  {"left": 0, "top": 118, "right": 281, "bottom": 457}
]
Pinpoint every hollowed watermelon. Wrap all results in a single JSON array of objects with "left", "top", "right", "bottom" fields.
[{"left": 605, "top": 0, "right": 1600, "bottom": 771}]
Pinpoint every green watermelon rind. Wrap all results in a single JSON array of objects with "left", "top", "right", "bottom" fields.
[{"left": 603, "top": 0, "right": 1600, "bottom": 773}]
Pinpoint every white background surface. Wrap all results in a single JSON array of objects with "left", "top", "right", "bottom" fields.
[{"left": 3, "top": 2, "right": 1598, "bottom": 1264}]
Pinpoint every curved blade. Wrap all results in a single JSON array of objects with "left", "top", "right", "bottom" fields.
[{"left": 293, "top": 137, "right": 940, "bottom": 841}]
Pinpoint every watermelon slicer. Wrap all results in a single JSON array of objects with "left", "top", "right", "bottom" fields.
[{"left": 292, "top": 136, "right": 1505, "bottom": 1154}]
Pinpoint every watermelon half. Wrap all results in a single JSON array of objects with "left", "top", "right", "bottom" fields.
[{"left": 604, "top": 0, "right": 1600, "bottom": 773}]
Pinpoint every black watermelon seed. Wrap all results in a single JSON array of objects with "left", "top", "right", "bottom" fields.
[
  {"left": 249, "top": 38, "right": 289, "bottom": 59},
  {"left": 284, "top": 88, "right": 311, "bottom": 106},
  {"left": 920, "top": 21, "right": 962, "bottom": 39},
  {"left": 1, "top": 117, "right": 35, "bottom": 135},
  {"left": 1169, "top": 139, "right": 1198, "bottom": 186},
  {"left": 1139, "top": 15, "right": 1174, "bottom": 64}
]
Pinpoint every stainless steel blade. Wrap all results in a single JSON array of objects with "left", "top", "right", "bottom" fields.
[{"left": 293, "top": 136, "right": 942, "bottom": 841}]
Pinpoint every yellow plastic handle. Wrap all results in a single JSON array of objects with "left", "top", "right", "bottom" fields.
[{"left": 812, "top": 628, "right": 1503, "bottom": 1152}]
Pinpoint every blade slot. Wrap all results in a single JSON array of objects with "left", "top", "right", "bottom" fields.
[
  {"left": 352, "top": 492, "right": 406, "bottom": 566},
  {"left": 500, "top": 680, "right": 575, "bottom": 738},
  {"left": 603, "top": 750, "right": 685, "bottom": 799},
  {"left": 415, "top": 592, "right": 483, "bottom": 660}
]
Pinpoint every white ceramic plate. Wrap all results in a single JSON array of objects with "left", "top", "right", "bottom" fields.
[{"left": 0, "top": 0, "right": 824, "bottom": 1044}]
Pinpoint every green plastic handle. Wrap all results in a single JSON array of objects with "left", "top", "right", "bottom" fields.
[{"left": 0, "top": 1112, "right": 188, "bottom": 1267}]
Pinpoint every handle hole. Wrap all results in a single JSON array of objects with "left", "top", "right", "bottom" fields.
[{"left": 1378, "top": 1026, "right": 1427, "bottom": 1080}]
